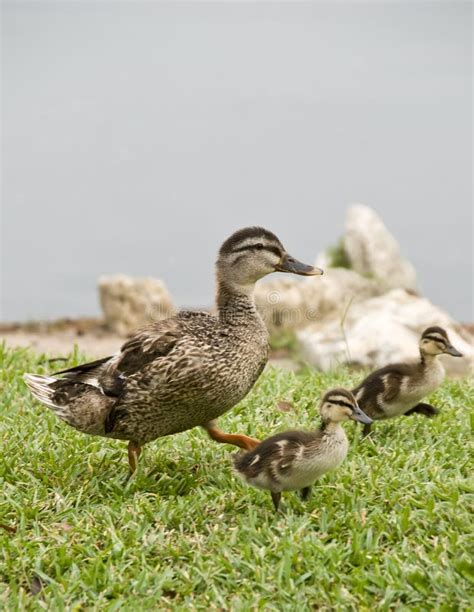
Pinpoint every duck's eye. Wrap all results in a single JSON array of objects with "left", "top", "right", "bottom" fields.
[{"left": 254, "top": 243, "right": 265, "bottom": 250}]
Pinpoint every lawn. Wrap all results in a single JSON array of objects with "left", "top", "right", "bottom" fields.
[{"left": 1, "top": 344, "right": 473, "bottom": 610}]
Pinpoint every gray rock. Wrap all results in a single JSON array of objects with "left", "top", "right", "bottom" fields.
[
  {"left": 344, "top": 204, "right": 417, "bottom": 291},
  {"left": 304, "top": 267, "right": 383, "bottom": 321},
  {"left": 254, "top": 268, "right": 382, "bottom": 333},
  {"left": 254, "top": 277, "right": 313, "bottom": 332},
  {"left": 98, "top": 274, "right": 175, "bottom": 336}
]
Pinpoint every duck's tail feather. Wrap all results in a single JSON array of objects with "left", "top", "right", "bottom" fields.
[
  {"left": 23, "top": 373, "right": 114, "bottom": 435},
  {"left": 23, "top": 374, "right": 60, "bottom": 409}
]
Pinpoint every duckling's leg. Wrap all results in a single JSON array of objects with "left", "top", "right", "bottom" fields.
[
  {"left": 203, "top": 421, "right": 260, "bottom": 450},
  {"left": 404, "top": 403, "right": 439, "bottom": 418},
  {"left": 127, "top": 441, "right": 142, "bottom": 475},
  {"left": 301, "top": 486, "right": 311, "bottom": 501},
  {"left": 271, "top": 492, "right": 281, "bottom": 511},
  {"left": 362, "top": 423, "right": 372, "bottom": 437}
]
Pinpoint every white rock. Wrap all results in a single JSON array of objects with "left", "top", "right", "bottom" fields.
[
  {"left": 254, "top": 269, "right": 382, "bottom": 332},
  {"left": 297, "top": 289, "right": 473, "bottom": 377},
  {"left": 344, "top": 204, "right": 418, "bottom": 291},
  {"left": 304, "top": 268, "right": 383, "bottom": 322},
  {"left": 254, "top": 277, "right": 313, "bottom": 332},
  {"left": 98, "top": 274, "right": 175, "bottom": 336}
]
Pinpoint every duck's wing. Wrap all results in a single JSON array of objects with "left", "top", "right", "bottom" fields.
[
  {"left": 25, "top": 313, "right": 209, "bottom": 435},
  {"left": 54, "top": 356, "right": 114, "bottom": 379},
  {"left": 116, "top": 320, "right": 183, "bottom": 376},
  {"left": 52, "top": 311, "right": 211, "bottom": 396},
  {"left": 119, "top": 312, "right": 219, "bottom": 379}
]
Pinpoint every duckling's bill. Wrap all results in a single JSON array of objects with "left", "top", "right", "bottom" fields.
[
  {"left": 444, "top": 344, "right": 463, "bottom": 357},
  {"left": 351, "top": 403, "right": 372, "bottom": 425},
  {"left": 275, "top": 254, "right": 323, "bottom": 276}
]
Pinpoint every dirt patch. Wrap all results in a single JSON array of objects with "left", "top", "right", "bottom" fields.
[{"left": 0, "top": 318, "right": 122, "bottom": 358}]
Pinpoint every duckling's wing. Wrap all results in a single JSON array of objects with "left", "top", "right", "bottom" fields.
[
  {"left": 380, "top": 369, "right": 407, "bottom": 403},
  {"left": 236, "top": 431, "right": 315, "bottom": 479},
  {"left": 354, "top": 363, "right": 413, "bottom": 409}
]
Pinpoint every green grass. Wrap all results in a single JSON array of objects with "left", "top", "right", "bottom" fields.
[
  {"left": 268, "top": 330, "right": 298, "bottom": 354},
  {"left": 1, "top": 345, "right": 473, "bottom": 610}
]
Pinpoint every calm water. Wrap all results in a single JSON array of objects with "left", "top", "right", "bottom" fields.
[{"left": 2, "top": 3, "right": 472, "bottom": 322}]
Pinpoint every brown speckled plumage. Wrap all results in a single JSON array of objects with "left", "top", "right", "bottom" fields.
[
  {"left": 101, "top": 306, "right": 269, "bottom": 443},
  {"left": 24, "top": 227, "right": 322, "bottom": 473}
]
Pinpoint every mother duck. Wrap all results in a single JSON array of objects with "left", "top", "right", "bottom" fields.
[{"left": 24, "top": 227, "right": 322, "bottom": 474}]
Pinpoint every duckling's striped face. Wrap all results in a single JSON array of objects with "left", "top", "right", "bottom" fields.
[
  {"left": 420, "top": 327, "right": 463, "bottom": 357},
  {"left": 320, "top": 388, "right": 372, "bottom": 424},
  {"left": 217, "top": 227, "right": 322, "bottom": 286}
]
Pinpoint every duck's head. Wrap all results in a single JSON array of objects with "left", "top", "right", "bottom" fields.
[
  {"left": 320, "top": 388, "right": 372, "bottom": 425},
  {"left": 419, "top": 326, "right": 463, "bottom": 358},
  {"left": 216, "top": 226, "right": 323, "bottom": 289}
]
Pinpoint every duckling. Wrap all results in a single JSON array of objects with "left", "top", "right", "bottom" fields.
[
  {"left": 24, "top": 227, "right": 322, "bottom": 475},
  {"left": 353, "top": 326, "right": 463, "bottom": 436},
  {"left": 232, "top": 389, "right": 372, "bottom": 511}
]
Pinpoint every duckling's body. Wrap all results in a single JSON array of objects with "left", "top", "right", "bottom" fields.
[
  {"left": 233, "top": 389, "right": 371, "bottom": 510},
  {"left": 354, "top": 359, "right": 444, "bottom": 420},
  {"left": 235, "top": 428, "right": 349, "bottom": 493},
  {"left": 24, "top": 227, "right": 322, "bottom": 473},
  {"left": 353, "top": 327, "right": 462, "bottom": 435}
]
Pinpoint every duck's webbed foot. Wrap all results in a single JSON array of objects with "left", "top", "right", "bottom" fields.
[
  {"left": 127, "top": 441, "right": 142, "bottom": 477},
  {"left": 203, "top": 420, "right": 260, "bottom": 450},
  {"left": 301, "top": 486, "right": 311, "bottom": 501},
  {"left": 404, "top": 403, "right": 439, "bottom": 418},
  {"left": 271, "top": 492, "right": 282, "bottom": 512}
]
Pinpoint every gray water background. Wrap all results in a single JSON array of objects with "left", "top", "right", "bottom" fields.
[{"left": 2, "top": 2, "right": 472, "bottom": 322}]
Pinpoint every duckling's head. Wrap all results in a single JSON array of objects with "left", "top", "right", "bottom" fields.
[
  {"left": 420, "top": 326, "right": 463, "bottom": 358},
  {"left": 217, "top": 226, "right": 323, "bottom": 290},
  {"left": 320, "top": 388, "right": 372, "bottom": 425}
]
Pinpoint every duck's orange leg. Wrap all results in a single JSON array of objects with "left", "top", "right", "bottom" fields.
[
  {"left": 203, "top": 421, "right": 260, "bottom": 450},
  {"left": 127, "top": 441, "right": 142, "bottom": 474}
]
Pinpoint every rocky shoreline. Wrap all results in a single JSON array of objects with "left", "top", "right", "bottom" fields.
[{"left": 1, "top": 205, "right": 472, "bottom": 376}]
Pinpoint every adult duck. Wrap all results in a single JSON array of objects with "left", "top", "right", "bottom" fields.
[{"left": 24, "top": 227, "right": 322, "bottom": 473}]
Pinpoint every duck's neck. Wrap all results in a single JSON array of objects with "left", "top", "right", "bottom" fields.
[
  {"left": 216, "top": 279, "right": 260, "bottom": 325},
  {"left": 419, "top": 351, "right": 439, "bottom": 369},
  {"left": 320, "top": 420, "right": 344, "bottom": 435}
]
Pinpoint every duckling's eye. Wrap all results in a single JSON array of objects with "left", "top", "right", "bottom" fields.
[{"left": 254, "top": 243, "right": 265, "bottom": 250}]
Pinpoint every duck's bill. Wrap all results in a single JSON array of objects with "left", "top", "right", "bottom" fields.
[
  {"left": 275, "top": 254, "right": 323, "bottom": 276},
  {"left": 350, "top": 405, "right": 373, "bottom": 425},
  {"left": 444, "top": 344, "right": 463, "bottom": 357}
]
